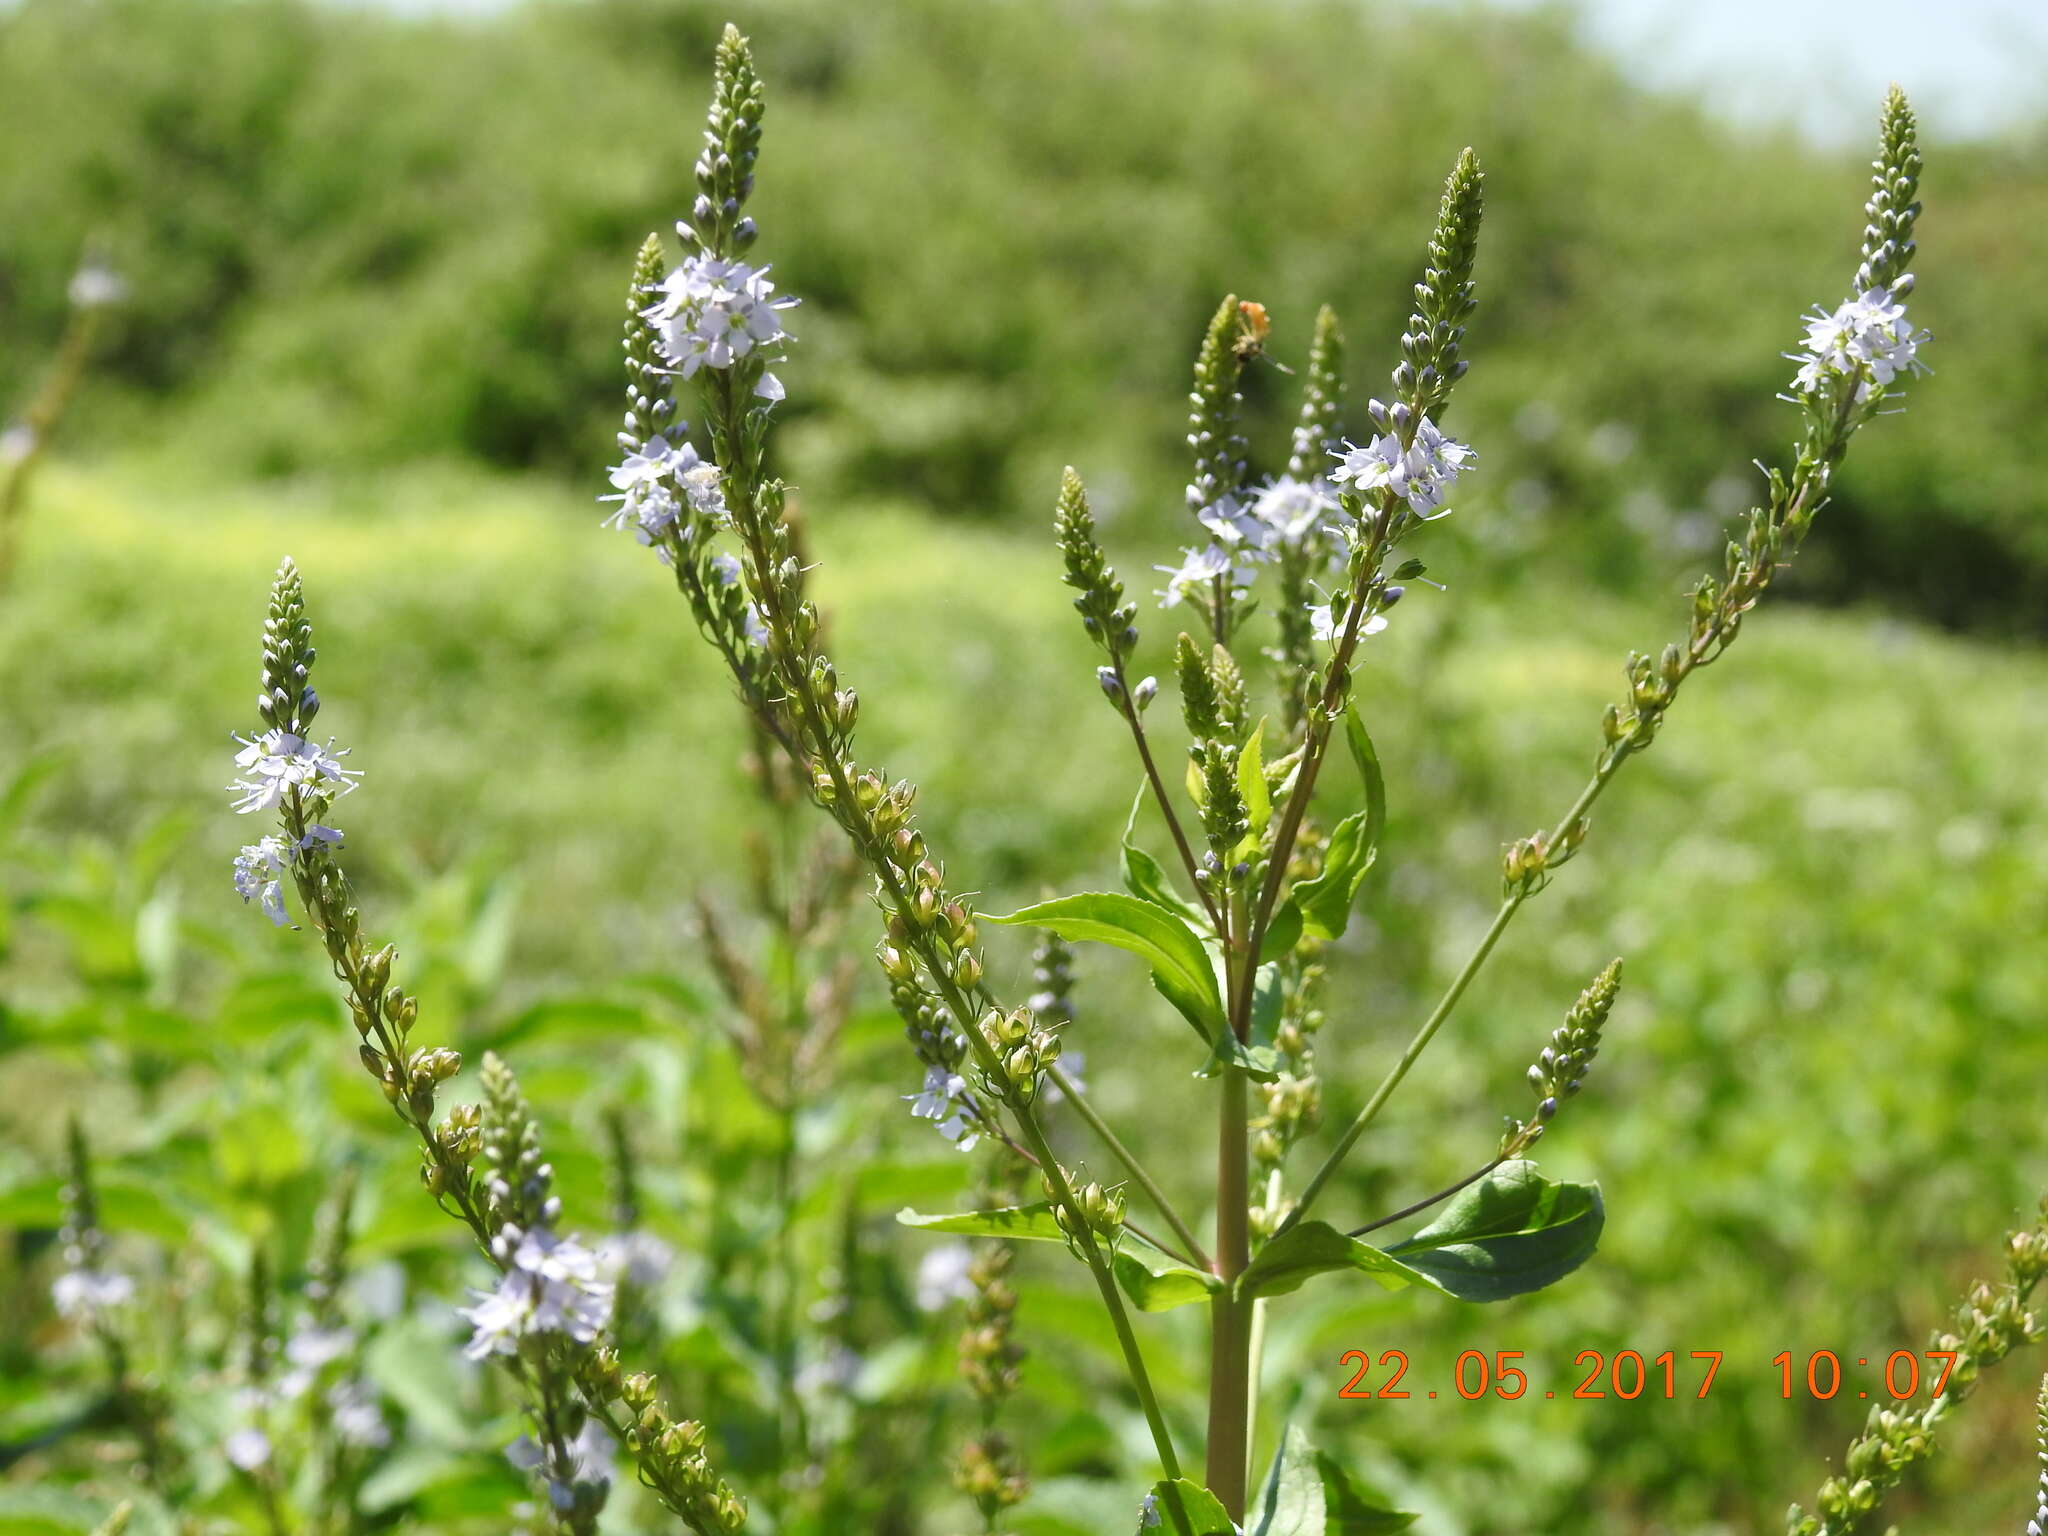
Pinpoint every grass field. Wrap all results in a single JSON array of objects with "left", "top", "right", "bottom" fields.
[{"left": 5, "top": 452, "right": 2047, "bottom": 1531}]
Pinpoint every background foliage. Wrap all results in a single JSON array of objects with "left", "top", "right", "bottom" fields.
[{"left": 3, "top": 1, "right": 2045, "bottom": 1533}]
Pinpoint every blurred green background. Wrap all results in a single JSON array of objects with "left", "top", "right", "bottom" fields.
[{"left": 3, "top": 0, "right": 2046, "bottom": 1532}]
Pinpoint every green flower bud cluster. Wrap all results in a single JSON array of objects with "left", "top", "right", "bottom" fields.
[
  {"left": 959, "top": 1240, "right": 1024, "bottom": 1403},
  {"left": 1787, "top": 1205, "right": 2048, "bottom": 1536},
  {"left": 1286, "top": 305, "right": 1346, "bottom": 480},
  {"left": 1392, "top": 149, "right": 1483, "bottom": 421},
  {"left": 1027, "top": 932, "right": 1076, "bottom": 1028},
  {"left": 1500, "top": 815, "right": 1590, "bottom": 898},
  {"left": 954, "top": 1433, "right": 1028, "bottom": 1527},
  {"left": 59, "top": 1116, "right": 104, "bottom": 1279},
  {"left": 1186, "top": 294, "right": 1253, "bottom": 524},
  {"left": 618, "top": 1374, "right": 748, "bottom": 1534},
  {"left": 688, "top": 24, "right": 765, "bottom": 259},
  {"left": 1055, "top": 468, "right": 1138, "bottom": 674},
  {"left": 306, "top": 1166, "right": 358, "bottom": 1328},
  {"left": 978, "top": 1007, "right": 1063, "bottom": 1109},
  {"left": 1249, "top": 1069, "right": 1322, "bottom": 1240},
  {"left": 257, "top": 557, "right": 318, "bottom": 736},
  {"left": 1045, "top": 1166, "right": 1126, "bottom": 1249},
  {"left": 1855, "top": 88, "right": 1921, "bottom": 295},
  {"left": 477, "top": 1052, "right": 559, "bottom": 1234},
  {"left": 1501, "top": 959, "right": 1621, "bottom": 1158}
]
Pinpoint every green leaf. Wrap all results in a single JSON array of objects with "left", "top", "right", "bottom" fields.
[
  {"left": 1260, "top": 898, "right": 1303, "bottom": 961},
  {"left": 897, "top": 1202, "right": 1066, "bottom": 1242},
  {"left": 988, "top": 892, "right": 1222, "bottom": 1039},
  {"left": 1194, "top": 963, "right": 1283, "bottom": 1082},
  {"left": 1235, "top": 1220, "right": 1433, "bottom": 1302},
  {"left": 1293, "top": 710, "right": 1386, "bottom": 940},
  {"left": 1250, "top": 1424, "right": 1325, "bottom": 1536},
  {"left": 1382, "top": 1160, "right": 1604, "bottom": 1302},
  {"left": 1121, "top": 785, "right": 1208, "bottom": 925},
  {"left": 1113, "top": 1240, "right": 1222, "bottom": 1312},
  {"left": 1141, "top": 1480, "right": 1237, "bottom": 1536},
  {"left": 1237, "top": 719, "right": 1272, "bottom": 839},
  {"left": 1315, "top": 1453, "right": 1418, "bottom": 1533}
]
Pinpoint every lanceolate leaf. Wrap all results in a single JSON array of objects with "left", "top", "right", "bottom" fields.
[
  {"left": 1114, "top": 1239, "right": 1223, "bottom": 1312},
  {"left": 1293, "top": 710, "right": 1387, "bottom": 940},
  {"left": 896, "top": 1203, "right": 1066, "bottom": 1242},
  {"left": 1122, "top": 783, "right": 1209, "bottom": 925},
  {"left": 1382, "top": 1160, "right": 1605, "bottom": 1302},
  {"left": 1234, "top": 1221, "right": 1432, "bottom": 1301},
  {"left": 1249, "top": 1426, "right": 1418, "bottom": 1535},
  {"left": 1315, "top": 1452, "right": 1418, "bottom": 1533},
  {"left": 988, "top": 892, "right": 1223, "bottom": 1039},
  {"left": 1238, "top": 718, "right": 1273, "bottom": 840},
  {"left": 1250, "top": 1424, "right": 1325, "bottom": 1536}
]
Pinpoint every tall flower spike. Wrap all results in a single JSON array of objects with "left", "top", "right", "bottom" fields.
[
  {"left": 689, "top": 24, "right": 766, "bottom": 258},
  {"left": 1187, "top": 295, "right": 1251, "bottom": 522},
  {"left": 1855, "top": 87, "right": 1921, "bottom": 295},
  {"left": 2030, "top": 1374, "right": 2048, "bottom": 1536},
  {"left": 1055, "top": 467, "right": 1138, "bottom": 668},
  {"left": 1393, "top": 148, "right": 1484, "bottom": 420},
  {"left": 1286, "top": 306, "right": 1346, "bottom": 480},
  {"left": 1502, "top": 959, "right": 1622, "bottom": 1157},
  {"left": 258, "top": 558, "right": 317, "bottom": 735}
]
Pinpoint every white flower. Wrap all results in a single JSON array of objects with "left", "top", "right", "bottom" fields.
[
  {"left": 602, "top": 435, "right": 728, "bottom": 550},
  {"left": 914, "top": 1244, "right": 976, "bottom": 1311},
  {"left": 795, "top": 1346, "right": 864, "bottom": 1398},
  {"left": 644, "top": 253, "right": 798, "bottom": 385},
  {"left": 595, "top": 1229, "right": 676, "bottom": 1290},
  {"left": 0, "top": 423, "right": 34, "bottom": 465},
  {"left": 508, "top": 1418, "right": 614, "bottom": 1512},
  {"left": 1790, "top": 283, "right": 1929, "bottom": 399},
  {"left": 327, "top": 1379, "right": 390, "bottom": 1449},
  {"left": 740, "top": 603, "right": 771, "bottom": 650},
  {"left": 1330, "top": 413, "right": 1474, "bottom": 518},
  {"left": 225, "top": 1426, "right": 273, "bottom": 1472},
  {"left": 1250, "top": 476, "right": 1344, "bottom": 546},
  {"left": 233, "top": 835, "right": 293, "bottom": 926},
  {"left": 227, "top": 730, "right": 361, "bottom": 815},
  {"left": 68, "top": 262, "right": 127, "bottom": 310},
  {"left": 51, "top": 1267, "right": 133, "bottom": 1321},
  {"left": 1307, "top": 603, "right": 1388, "bottom": 646},
  {"left": 905, "top": 1066, "right": 980, "bottom": 1151},
  {"left": 1139, "top": 1492, "right": 1162, "bottom": 1529},
  {"left": 461, "top": 1227, "right": 613, "bottom": 1359},
  {"left": 1195, "top": 493, "right": 1276, "bottom": 554},
  {"left": 1155, "top": 544, "right": 1257, "bottom": 610}
]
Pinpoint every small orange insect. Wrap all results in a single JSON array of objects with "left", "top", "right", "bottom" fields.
[{"left": 1234, "top": 299, "right": 1271, "bottom": 360}]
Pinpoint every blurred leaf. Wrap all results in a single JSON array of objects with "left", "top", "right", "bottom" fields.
[
  {"left": 1145, "top": 1479, "right": 1237, "bottom": 1536},
  {"left": 0, "top": 750, "right": 66, "bottom": 842},
  {"left": 987, "top": 892, "right": 1221, "bottom": 1039},
  {"left": 481, "top": 996, "right": 658, "bottom": 1052},
  {"left": 1382, "top": 1161, "right": 1604, "bottom": 1302},
  {"left": 1249, "top": 1424, "right": 1324, "bottom": 1536},
  {"left": 0, "top": 1483, "right": 111, "bottom": 1534},
  {"left": 1315, "top": 1452, "right": 1417, "bottom": 1534},
  {"left": 0, "top": 1171, "right": 200, "bottom": 1245},
  {"left": 1236, "top": 1221, "right": 1428, "bottom": 1302}
]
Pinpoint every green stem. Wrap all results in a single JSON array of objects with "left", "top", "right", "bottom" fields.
[
  {"left": 1281, "top": 755, "right": 1621, "bottom": 1234},
  {"left": 1204, "top": 1066, "right": 1254, "bottom": 1520},
  {"left": 703, "top": 369, "right": 1191, "bottom": 1520},
  {"left": 1045, "top": 1064, "right": 1208, "bottom": 1270}
]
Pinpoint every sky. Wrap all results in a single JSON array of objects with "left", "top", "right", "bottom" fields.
[
  {"left": 1431, "top": 0, "right": 2048, "bottom": 144},
  {"left": 351, "top": 0, "right": 2047, "bottom": 147}
]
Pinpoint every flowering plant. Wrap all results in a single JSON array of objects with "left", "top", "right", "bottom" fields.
[{"left": 170, "top": 22, "right": 2046, "bottom": 1536}]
